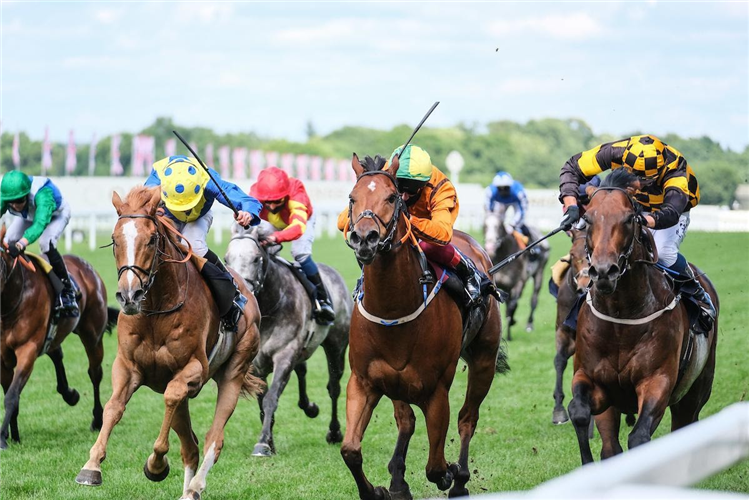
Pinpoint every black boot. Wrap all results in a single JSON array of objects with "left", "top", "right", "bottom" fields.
[
  {"left": 681, "top": 264, "right": 716, "bottom": 334},
  {"left": 307, "top": 272, "right": 336, "bottom": 325},
  {"left": 454, "top": 251, "right": 483, "bottom": 306},
  {"left": 200, "top": 260, "right": 246, "bottom": 333},
  {"left": 46, "top": 246, "right": 79, "bottom": 318}
]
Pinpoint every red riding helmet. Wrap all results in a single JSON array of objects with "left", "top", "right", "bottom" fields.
[{"left": 251, "top": 167, "right": 290, "bottom": 201}]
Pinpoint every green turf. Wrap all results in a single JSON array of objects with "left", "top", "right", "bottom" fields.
[{"left": 1, "top": 230, "right": 747, "bottom": 498}]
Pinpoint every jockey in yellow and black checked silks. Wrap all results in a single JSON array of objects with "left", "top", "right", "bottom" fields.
[{"left": 559, "top": 135, "right": 700, "bottom": 230}]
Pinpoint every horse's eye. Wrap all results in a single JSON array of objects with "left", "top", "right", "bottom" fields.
[
  {"left": 387, "top": 194, "right": 397, "bottom": 204},
  {"left": 349, "top": 196, "right": 356, "bottom": 204},
  {"left": 148, "top": 235, "right": 158, "bottom": 246}
]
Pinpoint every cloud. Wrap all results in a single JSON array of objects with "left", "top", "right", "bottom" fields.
[
  {"left": 488, "top": 12, "right": 605, "bottom": 40},
  {"left": 93, "top": 8, "right": 123, "bottom": 25}
]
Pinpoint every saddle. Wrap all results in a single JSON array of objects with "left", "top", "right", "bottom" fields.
[{"left": 548, "top": 255, "right": 571, "bottom": 299}]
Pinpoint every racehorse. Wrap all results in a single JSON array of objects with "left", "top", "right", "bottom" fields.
[
  {"left": 568, "top": 170, "right": 718, "bottom": 464},
  {"left": 225, "top": 221, "right": 351, "bottom": 457},
  {"left": 341, "top": 154, "right": 506, "bottom": 499},
  {"left": 0, "top": 225, "right": 115, "bottom": 449},
  {"left": 551, "top": 227, "right": 590, "bottom": 425},
  {"left": 75, "top": 186, "right": 263, "bottom": 500},
  {"left": 484, "top": 204, "right": 549, "bottom": 340}
]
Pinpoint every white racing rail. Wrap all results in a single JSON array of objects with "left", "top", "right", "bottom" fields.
[{"left": 462, "top": 402, "right": 749, "bottom": 500}]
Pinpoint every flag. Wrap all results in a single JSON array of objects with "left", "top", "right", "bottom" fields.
[
  {"left": 218, "top": 145, "right": 231, "bottom": 178},
  {"left": 12, "top": 133, "right": 20, "bottom": 169},
  {"left": 338, "top": 159, "right": 350, "bottom": 182},
  {"left": 249, "top": 150, "right": 264, "bottom": 179},
  {"left": 310, "top": 156, "right": 322, "bottom": 181},
  {"left": 165, "top": 138, "right": 176, "bottom": 157},
  {"left": 189, "top": 142, "right": 198, "bottom": 158},
  {"left": 295, "top": 154, "right": 310, "bottom": 181},
  {"left": 280, "top": 153, "right": 295, "bottom": 177},
  {"left": 110, "top": 134, "right": 123, "bottom": 176},
  {"left": 265, "top": 151, "right": 279, "bottom": 170},
  {"left": 205, "top": 143, "right": 215, "bottom": 168},
  {"left": 131, "top": 135, "right": 145, "bottom": 176},
  {"left": 324, "top": 158, "right": 336, "bottom": 181},
  {"left": 143, "top": 136, "right": 155, "bottom": 170},
  {"left": 88, "top": 133, "right": 97, "bottom": 175},
  {"left": 232, "top": 147, "right": 247, "bottom": 179},
  {"left": 65, "top": 130, "right": 77, "bottom": 175},
  {"left": 41, "top": 127, "right": 53, "bottom": 175}
]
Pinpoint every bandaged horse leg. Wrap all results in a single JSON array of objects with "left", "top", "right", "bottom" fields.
[
  {"left": 145, "top": 358, "right": 203, "bottom": 482},
  {"left": 388, "top": 400, "right": 416, "bottom": 499}
]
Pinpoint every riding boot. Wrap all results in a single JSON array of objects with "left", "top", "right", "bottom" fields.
[
  {"left": 46, "top": 246, "right": 79, "bottom": 318},
  {"left": 669, "top": 254, "right": 716, "bottom": 334},
  {"left": 453, "top": 251, "right": 483, "bottom": 306},
  {"left": 306, "top": 272, "right": 336, "bottom": 325},
  {"left": 200, "top": 260, "right": 246, "bottom": 333}
]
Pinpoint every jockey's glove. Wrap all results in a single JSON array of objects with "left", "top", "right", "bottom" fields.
[
  {"left": 560, "top": 205, "right": 580, "bottom": 231},
  {"left": 7, "top": 240, "right": 25, "bottom": 258}
]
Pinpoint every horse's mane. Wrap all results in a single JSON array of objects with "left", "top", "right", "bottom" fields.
[
  {"left": 359, "top": 155, "right": 388, "bottom": 172},
  {"left": 601, "top": 169, "right": 640, "bottom": 190}
]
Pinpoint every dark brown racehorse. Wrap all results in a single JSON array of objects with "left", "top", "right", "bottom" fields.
[
  {"left": 568, "top": 170, "right": 718, "bottom": 464},
  {"left": 341, "top": 154, "right": 506, "bottom": 499},
  {"left": 0, "top": 225, "right": 115, "bottom": 449},
  {"left": 75, "top": 186, "right": 263, "bottom": 500}
]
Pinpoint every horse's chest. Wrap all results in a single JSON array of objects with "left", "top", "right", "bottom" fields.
[{"left": 363, "top": 359, "right": 436, "bottom": 402}]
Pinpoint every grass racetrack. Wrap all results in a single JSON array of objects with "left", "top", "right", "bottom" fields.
[{"left": 2, "top": 229, "right": 747, "bottom": 499}]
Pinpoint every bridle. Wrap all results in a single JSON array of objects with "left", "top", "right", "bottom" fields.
[
  {"left": 346, "top": 170, "right": 412, "bottom": 254},
  {"left": 228, "top": 232, "right": 271, "bottom": 293}
]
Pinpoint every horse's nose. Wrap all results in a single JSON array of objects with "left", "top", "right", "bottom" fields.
[
  {"left": 349, "top": 229, "right": 379, "bottom": 250},
  {"left": 116, "top": 288, "right": 144, "bottom": 308},
  {"left": 589, "top": 263, "right": 620, "bottom": 282}
]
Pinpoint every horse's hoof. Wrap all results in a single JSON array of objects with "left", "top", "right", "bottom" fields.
[
  {"left": 75, "top": 468, "right": 102, "bottom": 486},
  {"left": 180, "top": 491, "right": 201, "bottom": 500},
  {"left": 0, "top": 436, "right": 7, "bottom": 450},
  {"left": 326, "top": 428, "right": 343, "bottom": 444},
  {"left": 389, "top": 488, "right": 413, "bottom": 500},
  {"left": 373, "top": 486, "right": 391, "bottom": 499},
  {"left": 62, "top": 389, "right": 80, "bottom": 406},
  {"left": 90, "top": 418, "right": 103, "bottom": 432},
  {"left": 448, "top": 486, "right": 469, "bottom": 498},
  {"left": 552, "top": 409, "right": 570, "bottom": 425},
  {"left": 303, "top": 402, "right": 319, "bottom": 419},
  {"left": 144, "top": 458, "right": 170, "bottom": 482},
  {"left": 251, "top": 443, "right": 273, "bottom": 457},
  {"left": 525, "top": 324, "right": 534, "bottom": 333}
]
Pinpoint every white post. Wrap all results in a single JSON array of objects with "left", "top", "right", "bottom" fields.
[
  {"left": 89, "top": 213, "right": 97, "bottom": 251},
  {"left": 445, "top": 150, "right": 464, "bottom": 185},
  {"left": 65, "top": 223, "right": 73, "bottom": 252}
]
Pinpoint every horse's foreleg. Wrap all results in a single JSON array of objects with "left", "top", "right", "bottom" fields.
[
  {"left": 145, "top": 357, "right": 203, "bottom": 482},
  {"left": 505, "top": 288, "right": 521, "bottom": 341},
  {"left": 568, "top": 370, "right": 595, "bottom": 465},
  {"left": 421, "top": 386, "right": 456, "bottom": 492},
  {"left": 79, "top": 324, "right": 105, "bottom": 431},
  {"left": 76, "top": 356, "right": 141, "bottom": 486},
  {"left": 388, "top": 400, "right": 416, "bottom": 500},
  {"left": 340, "top": 372, "right": 385, "bottom": 500},
  {"left": 322, "top": 338, "right": 346, "bottom": 444},
  {"left": 295, "top": 361, "right": 319, "bottom": 418},
  {"left": 253, "top": 350, "right": 296, "bottom": 457},
  {"left": 552, "top": 329, "right": 575, "bottom": 425},
  {"left": 1, "top": 358, "right": 20, "bottom": 444},
  {"left": 171, "top": 399, "right": 200, "bottom": 498},
  {"left": 48, "top": 345, "right": 80, "bottom": 406},
  {"left": 628, "top": 375, "right": 671, "bottom": 449},
  {"left": 0, "top": 343, "right": 39, "bottom": 449},
  {"left": 595, "top": 407, "right": 623, "bottom": 460},
  {"left": 526, "top": 264, "right": 546, "bottom": 332}
]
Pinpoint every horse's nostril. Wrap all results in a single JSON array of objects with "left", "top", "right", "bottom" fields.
[
  {"left": 365, "top": 230, "right": 379, "bottom": 245},
  {"left": 589, "top": 267, "right": 599, "bottom": 279},
  {"left": 607, "top": 264, "right": 620, "bottom": 279},
  {"left": 132, "top": 289, "right": 145, "bottom": 302},
  {"left": 115, "top": 291, "right": 124, "bottom": 303},
  {"left": 349, "top": 232, "right": 361, "bottom": 245}
]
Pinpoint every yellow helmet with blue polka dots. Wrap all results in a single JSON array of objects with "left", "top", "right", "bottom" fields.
[{"left": 154, "top": 156, "right": 210, "bottom": 212}]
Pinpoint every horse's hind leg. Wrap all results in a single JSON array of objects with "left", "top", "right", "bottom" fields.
[
  {"left": 78, "top": 323, "right": 105, "bottom": 430},
  {"left": 295, "top": 361, "right": 319, "bottom": 418},
  {"left": 340, "top": 373, "right": 386, "bottom": 500},
  {"left": 322, "top": 337, "right": 346, "bottom": 444},
  {"left": 1, "top": 358, "right": 20, "bottom": 444},
  {"left": 253, "top": 350, "right": 296, "bottom": 457},
  {"left": 171, "top": 399, "right": 200, "bottom": 498},
  {"left": 628, "top": 378, "right": 670, "bottom": 450},
  {"left": 505, "top": 289, "right": 521, "bottom": 341},
  {"left": 388, "top": 400, "right": 416, "bottom": 500},
  {"left": 595, "top": 407, "right": 622, "bottom": 460},
  {"left": 552, "top": 328, "right": 575, "bottom": 425},
  {"left": 0, "top": 344, "right": 39, "bottom": 449},
  {"left": 48, "top": 346, "right": 80, "bottom": 406},
  {"left": 526, "top": 262, "right": 546, "bottom": 332}
]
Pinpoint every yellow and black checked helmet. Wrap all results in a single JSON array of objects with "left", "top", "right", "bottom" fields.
[{"left": 622, "top": 135, "right": 666, "bottom": 177}]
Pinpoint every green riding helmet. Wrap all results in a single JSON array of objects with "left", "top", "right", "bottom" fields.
[
  {"left": 1, "top": 171, "right": 32, "bottom": 204},
  {"left": 389, "top": 145, "right": 433, "bottom": 194}
]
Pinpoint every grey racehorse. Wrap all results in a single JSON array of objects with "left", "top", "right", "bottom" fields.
[
  {"left": 225, "top": 221, "right": 351, "bottom": 457},
  {"left": 484, "top": 205, "right": 550, "bottom": 341}
]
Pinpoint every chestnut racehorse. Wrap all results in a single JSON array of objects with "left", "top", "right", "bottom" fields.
[
  {"left": 1, "top": 225, "right": 115, "bottom": 449},
  {"left": 75, "top": 186, "right": 263, "bottom": 500},
  {"left": 568, "top": 170, "right": 718, "bottom": 464},
  {"left": 341, "top": 154, "right": 506, "bottom": 499}
]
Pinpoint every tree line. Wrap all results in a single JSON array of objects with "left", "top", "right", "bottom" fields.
[{"left": 2, "top": 116, "right": 747, "bottom": 206}]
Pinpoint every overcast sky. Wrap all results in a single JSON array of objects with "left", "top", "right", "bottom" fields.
[{"left": 2, "top": 1, "right": 747, "bottom": 150}]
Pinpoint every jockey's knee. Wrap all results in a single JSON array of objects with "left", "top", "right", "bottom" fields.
[
  {"left": 191, "top": 240, "right": 209, "bottom": 257},
  {"left": 419, "top": 241, "right": 459, "bottom": 267},
  {"left": 39, "top": 237, "right": 55, "bottom": 254},
  {"left": 296, "top": 254, "right": 319, "bottom": 276},
  {"left": 657, "top": 247, "right": 679, "bottom": 268}
]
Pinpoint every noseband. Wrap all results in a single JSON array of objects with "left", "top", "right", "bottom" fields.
[{"left": 346, "top": 170, "right": 408, "bottom": 253}]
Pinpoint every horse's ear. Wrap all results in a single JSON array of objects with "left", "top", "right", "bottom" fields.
[
  {"left": 388, "top": 154, "right": 400, "bottom": 177},
  {"left": 112, "top": 191, "right": 124, "bottom": 215},
  {"left": 146, "top": 187, "right": 161, "bottom": 216},
  {"left": 352, "top": 153, "right": 364, "bottom": 178},
  {"left": 230, "top": 221, "right": 240, "bottom": 236},
  {"left": 626, "top": 178, "right": 642, "bottom": 196}
]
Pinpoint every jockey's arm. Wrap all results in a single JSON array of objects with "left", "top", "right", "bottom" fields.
[
  {"left": 410, "top": 186, "right": 458, "bottom": 246},
  {"left": 652, "top": 158, "right": 690, "bottom": 229},
  {"left": 209, "top": 169, "right": 262, "bottom": 224},
  {"left": 560, "top": 139, "right": 628, "bottom": 207},
  {"left": 273, "top": 201, "right": 309, "bottom": 243},
  {"left": 22, "top": 187, "right": 57, "bottom": 244}
]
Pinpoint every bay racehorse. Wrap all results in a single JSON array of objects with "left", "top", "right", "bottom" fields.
[
  {"left": 225, "top": 220, "right": 351, "bottom": 456},
  {"left": 568, "top": 170, "right": 718, "bottom": 464},
  {"left": 484, "top": 205, "right": 549, "bottom": 340},
  {"left": 75, "top": 186, "right": 263, "bottom": 500},
  {"left": 1, "top": 225, "right": 116, "bottom": 449},
  {"left": 341, "top": 154, "right": 506, "bottom": 499}
]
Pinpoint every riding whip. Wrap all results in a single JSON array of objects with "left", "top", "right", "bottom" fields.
[
  {"left": 488, "top": 226, "right": 564, "bottom": 275},
  {"left": 397, "top": 101, "right": 440, "bottom": 159},
  {"left": 172, "top": 130, "right": 250, "bottom": 229}
]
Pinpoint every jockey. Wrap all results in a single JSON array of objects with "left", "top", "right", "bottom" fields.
[
  {"left": 249, "top": 167, "right": 336, "bottom": 324},
  {"left": 1, "top": 171, "right": 79, "bottom": 317},
  {"left": 558, "top": 135, "right": 716, "bottom": 333},
  {"left": 485, "top": 171, "right": 530, "bottom": 236},
  {"left": 145, "top": 155, "right": 262, "bottom": 332}
]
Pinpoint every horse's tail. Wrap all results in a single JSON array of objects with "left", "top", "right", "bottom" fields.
[
  {"left": 495, "top": 341, "right": 510, "bottom": 375},
  {"left": 240, "top": 365, "right": 266, "bottom": 400},
  {"left": 105, "top": 307, "right": 119, "bottom": 334}
]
